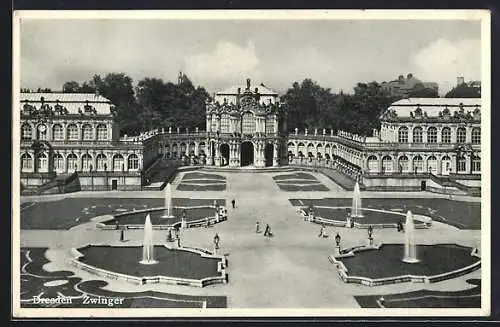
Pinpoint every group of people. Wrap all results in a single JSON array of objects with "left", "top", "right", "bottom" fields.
[
  {"left": 397, "top": 220, "right": 405, "bottom": 232},
  {"left": 255, "top": 221, "right": 273, "bottom": 237}
]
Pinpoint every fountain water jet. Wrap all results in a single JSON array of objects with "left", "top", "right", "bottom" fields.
[
  {"left": 139, "top": 214, "right": 158, "bottom": 265},
  {"left": 350, "top": 182, "right": 364, "bottom": 218},
  {"left": 161, "top": 183, "right": 174, "bottom": 218},
  {"left": 402, "top": 210, "right": 419, "bottom": 263}
]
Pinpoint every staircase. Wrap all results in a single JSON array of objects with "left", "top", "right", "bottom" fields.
[
  {"left": 143, "top": 158, "right": 180, "bottom": 190},
  {"left": 428, "top": 173, "right": 479, "bottom": 196}
]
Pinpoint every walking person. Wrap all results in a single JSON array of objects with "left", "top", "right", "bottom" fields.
[
  {"left": 263, "top": 224, "right": 272, "bottom": 237},
  {"left": 255, "top": 221, "right": 261, "bottom": 233},
  {"left": 318, "top": 224, "right": 326, "bottom": 238},
  {"left": 231, "top": 199, "right": 236, "bottom": 209}
]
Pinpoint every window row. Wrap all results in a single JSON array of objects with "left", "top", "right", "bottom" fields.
[
  {"left": 20, "top": 153, "right": 139, "bottom": 172},
  {"left": 366, "top": 154, "right": 480, "bottom": 173},
  {"left": 21, "top": 123, "right": 108, "bottom": 141},
  {"left": 397, "top": 127, "right": 480, "bottom": 144}
]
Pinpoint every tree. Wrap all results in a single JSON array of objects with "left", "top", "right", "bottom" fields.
[
  {"left": 445, "top": 83, "right": 481, "bottom": 98},
  {"left": 62, "top": 81, "right": 81, "bottom": 93},
  {"left": 409, "top": 83, "right": 439, "bottom": 98}
]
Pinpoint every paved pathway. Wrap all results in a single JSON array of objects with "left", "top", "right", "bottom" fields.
[{"left": 18, "top": 169, "right": 482, "bottom": 308}]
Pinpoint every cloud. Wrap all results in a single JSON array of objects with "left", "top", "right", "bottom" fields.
[
  {"left": 410, "top": 38, "right": 481, "bottom": 94},
  {"left": 183, "top": 41, "right": 261, "bottom": 88}
]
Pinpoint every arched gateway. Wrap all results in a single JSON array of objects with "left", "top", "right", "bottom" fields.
[{"left": 240, "top": 141, "right": 254, "bottom": 167}]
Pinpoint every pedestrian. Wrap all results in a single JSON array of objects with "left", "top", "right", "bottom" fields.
[
  {"left": 120, "top": 229, "right": 125, "bottom": 242},
  {"left": 255, "top": 221, "right": 261, "bottom": 233},
  {"left": 318, "top": 224, "right": 326, "bottom": 238},
  {"left": 232, "top": 199, "right": 236, "bottom": 209},
  {"left": 264, "top": 224, "right": 272, "bottom": 237},
  {"left": 214, "top": 233, "right": 220, "bottom": 249},
  {"left": 205, "top": 216, "right": 210, "bottom": 228}
]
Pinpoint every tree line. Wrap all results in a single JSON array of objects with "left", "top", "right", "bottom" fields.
[{"left": 22, "top": 73, "right": 480, "bottom": 137}]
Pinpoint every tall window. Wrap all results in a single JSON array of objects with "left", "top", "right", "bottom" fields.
[
  {"left": 398, "top": 155, "right": 409, "bottom": 172},
  {"left": 198, "top": 142, "right": 205, "bottom": 154},
  {"left": 427, "top": 127, "right": 437, "bottom": 143},
  {"left": 127, "top": 154, "right": 139, "bottom": 170},
  {"left": 457, "top": 155, "right": 466, "bottom": 172},
  {"left": 96, "top": 124, "right": 107, "bottom": 140},
  {"left": 427, "top": 155, "right": 437, "bottom": 174},
  {"left": 21, "top": 124, "right": 32, "bottom": 141},
  {"left": 382, "top": 155, "right": 393, "bottom": 173},
  {"left": 180, "top": 143, "right": 186, "bottom": 156},
  {"left": 367, "top": 155, "right": 378, "bottom": 173},
  {"left": 81, "top": 154, "right": 93, "bottom": 171},
  {"left": 37, "top": 124, "right": 47, "bottom": 141},
  {"left": 52, "top": 124, "right": 64, "bottom": 141},
  {"left": 67, "top": 153, "right": 78, "bottom": 172},
  {"left": 457, "top": 127, "right": 466, "bottom": 143},
  {"left": 113, "top": 154, "right": 124, "bottom": 171},
  {"left": 412, "top": 155, "right": 424, "bottom": 172},
  {"left": 67, "top": 124, "right": 78, "bottom": 140},
  {"left": 82, "top": 124, "right": 93, "bottom": 140},
  {"left": 53, "top": 153, "right": 64, "bottom": 172},
  {"left": 472, "top": 155, "right": 481, "bottom": 172},
  {"left": 441, "top": 127, "right": 451, "bottom": 143},
  {"left": 472, "top": 128, "right": 481, "bottom": 144},
  {"left": 96, "top": 153, "right": 107, "bottom": 171},
  {"left": 172, "top": 144, "right": 178, "bottom": 158},
  {"left": 21, "top": 153, "right": 32, "bottom": 171},
  {"left": 412, "top": 127, "right": 423, "bottom": 143},
  {"left": 266, "top": 118, "right": 275, "bottom": 134},
  {"left": 398, "top": 126, "right": 408, "bottom": 143},
  {"left": 220, "top": 114, "right": 230, "bottom": 133},
  {"left": 37, "top": 152, "right": 48, "bottom": 172},
  {"left": 242, "top": 112, "right": 255, "bottom": 134}
]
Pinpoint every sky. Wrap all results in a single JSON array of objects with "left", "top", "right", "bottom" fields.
[{"left": 19, "top": 17, "right": 482, "bottom": 95}]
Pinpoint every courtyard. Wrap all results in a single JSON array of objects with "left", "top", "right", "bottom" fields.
[{"left": 18, "top": 168, "right": 482, "bottom": 310}]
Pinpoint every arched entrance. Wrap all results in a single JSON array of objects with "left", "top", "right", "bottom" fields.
[
  {"left": 265, "top": 143, "right": 274, "bottom": 167},
  {"left": 240, "top": 141, "right": 254, "bottom": 167},
  {"left": 220, "top": 143, "right": 230, "bottom": 166}
]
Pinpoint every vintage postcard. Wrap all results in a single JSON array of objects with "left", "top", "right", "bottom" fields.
[{"left": 12, "top": 9, "right": 491, "bottom": 318}]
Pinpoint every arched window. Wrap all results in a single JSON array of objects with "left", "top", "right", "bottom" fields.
[
  {"left": 53, "top": 153, "right": 64, "bottom": 172},
  {"left": 172, "top": 143, "right": 178, "bottom": 158},
  {"left": 37, "top": 152, "right": 48, "bottom": 172},
  {"left": 180, "top": 143, "right": 186, "bottom": 155},
  {"left": 21, "top": 124, "right": 32, "bottom": 141},
  {"left": 412, "top": 127, "right": 423, "bottom": 143},
  {"left": 457, "top": 127, "right": 466, "bottom": 143},
  {"left": 220, "top": 114, "right": 230, "bottom": 133},
  {"left": 67, "top": 153, "right": 78, "bottom": 172},
  {"left": 307, "top": 143, "right": 314, "bottom": 154},
  {"left": 457, "top": 155, "right": 466, "bottom": 172},
  {"left": 412, "top": 155, "right": 424, "bottom": 172},
  {"left": 82, "top": 124, "right": 93, "bottom": 140},
  {"left": 127, "top": 154, "right": 139, "bottom": 170},
  {"left": 472, "top": 128, "right": 481, "bottom": 144},
  {"left": 113, "top": 154, "right": 124, "bottom": 171},
  {"left": 367, "top": 155, "right": 378, "bottom": 173},
  {"left": 382, "top": 155, "right": 393, "bottom": 173},
  {"left": 441, "top": 127, "right": 451, "bottom": 143},
  {"left": 472, "top": 155, "right": 481, "bottom": 172},
  {"left": 67, "top": 124, "right": 78, "bottom": 140},
  {"left": 441, "top": 155, "right": 451, "bottom": 175},
  {"left": 37, "top": 124, "right": 47, "bottom": 141},
  {"left": 52, "top": 124, "right": 64, "bottom": 141},
  {"left": 81, "top": 153, "right": 93, "bottom": 172},
  {"left": 242, "top": 112, "right": 255, "bottom": 134},
  {"left": 21, "top": 153, "right": 32, "bottom": 172},
  {"left": 189, "top": 143, "right": 196, "bottom": 155},
  {"left": 96, "top": 153, "right": 107, "bottom": 171},
  {"left": 316, "top": 144, "right": 323, "bottom": 157},
  {"left": 427, "top": 155, "right": 437, "bottom": 174},
  {"left": 198, "top": 142, "right": 205, "bottom": 154},
  {"left": 96, "top": 124, "right": 107, "bottom": 140},
  {"left": 398, "top": 156, "right": 409, "bottom": 173},
  {"left": 398, "top": 126, "right": 408, "bottom": 143},
  {"left": 427, "top": 127, "right": 437, "bottom": 143}
]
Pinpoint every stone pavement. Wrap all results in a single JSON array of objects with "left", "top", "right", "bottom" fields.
[{"left": 18, "top": 169, "right": 483, "bottom": 308}]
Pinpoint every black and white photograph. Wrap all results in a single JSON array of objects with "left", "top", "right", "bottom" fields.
[{"left": 12, "top": 10, "right": 490, "bottom": 317}]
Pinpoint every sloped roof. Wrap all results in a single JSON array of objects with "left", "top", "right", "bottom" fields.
[
  {"left": 388, "top": 97, "right": 481, "bottom": 118},
  {"left": 20, "top": 92, "right": 113, "bottom": 115}
]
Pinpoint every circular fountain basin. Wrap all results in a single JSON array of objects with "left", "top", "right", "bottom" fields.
[
  {"left": 70, "top": 245, "right": 227, "bottom": 287},
  {"left": 97, "top": 206, "right": 225, "bottom": 230},
  {"left": 331, "top": 243, "right": 480, "bottom": 286},
  {"left": 303, "top": 207, "right": 431, "bottom": 229}
]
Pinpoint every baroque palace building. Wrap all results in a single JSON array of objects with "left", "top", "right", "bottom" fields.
[{"left": 19, "top": 79, "right": 482, "bottom": 194}]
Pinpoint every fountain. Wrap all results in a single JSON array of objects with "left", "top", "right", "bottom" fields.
[
  {"left": 139, "top": 214, "right": 158, "bottom": 265},
  {"left": 161, "top": 183, "right": 174, "bottom": 218},
  {"left": 402, "top": 210, "right": 419, "bottom": 263},
  {"left": 350, "top": 182, "right": 364, "bottom": 218}
]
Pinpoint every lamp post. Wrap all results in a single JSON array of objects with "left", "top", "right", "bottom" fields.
[{"left": 335, "top": 232, "right": 342, "bottom": 256}]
